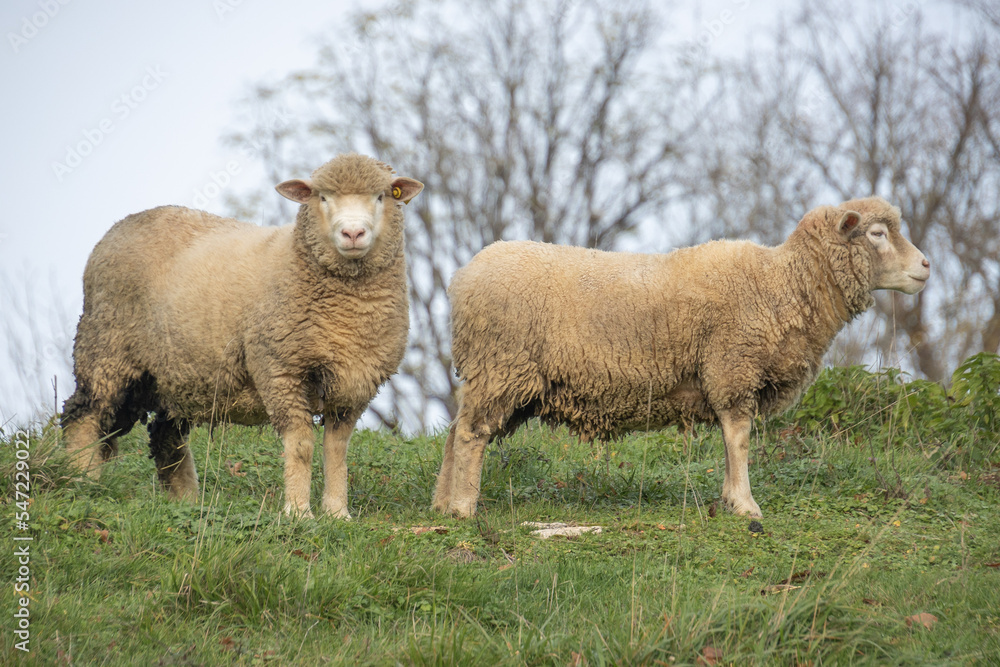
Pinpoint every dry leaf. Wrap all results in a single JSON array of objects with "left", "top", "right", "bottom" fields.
[
  {"left": 739, "top": 566, "right": 755, "bottom": 578},
  {"left": 778, "top": 570, "right": 822, "bottom": 585},
  {"left": 905, "top": 613, "right": 938, "bottom": 630},
  {"left": 220, "top": 636, "right": 236, "bottom": 651},
  {"left": 569, "top": 650, "right": 587, "bottom": 666},
  {"left": 408, "top": 525, "right": 449, "bottom": 535},
  {"left": 291, "top": 549, "right": 318, "bottom": 561},
  {"left": 94, "top": 528, "right": 110, "bottom": 543},
  {"left": 696, "top": 645, "right": 723, "bottom": 666},
  {"left": 984, "top": 562, "right": 1000, "bottom": 568},
  {"left": 225, "top": 460, "right": 247, "bottom": 477},
  {"left": 863, "top": 598, "right": 881, "bottom": 606},
  {"left": 761, "top": 584, "right": 801, "bottom": 596},
  {"left": 708, "top": 501, "right": 718, "bottom": 518}
]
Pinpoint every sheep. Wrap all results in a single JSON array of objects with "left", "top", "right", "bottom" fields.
[
  {"left": 432, "top": 197, "right": 930, "bottom": 518},
  {"left": 62, "top": 153, "right": 423, "bottom": 518}
]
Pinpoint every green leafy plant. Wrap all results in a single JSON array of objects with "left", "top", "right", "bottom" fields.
[
  {"left": 949, "top": 352, "right": 1000, "bottom": 435},
  {"left": 771, "top": 353, "right": 1000, "bottom": 453}
]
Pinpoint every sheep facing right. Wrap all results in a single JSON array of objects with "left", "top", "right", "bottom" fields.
[{"left": 432, "top": 197, "right": 930, "bottom": 518}]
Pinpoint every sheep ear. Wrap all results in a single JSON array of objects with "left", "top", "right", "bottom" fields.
[
  {"left": 276, "top": 179, "right": 314, "bottom": 204},
  {"left": 836, "top": 211, "right": 862, "bottom": 238},
  {"left": 390, "top": 177, "right": 423, "bottom": 204}
]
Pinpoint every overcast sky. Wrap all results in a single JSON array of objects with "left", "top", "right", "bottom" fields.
[{"left": 1, "top": 0, "right": 962, "bottom": 427}]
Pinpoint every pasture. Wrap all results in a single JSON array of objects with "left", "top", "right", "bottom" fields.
[{"left": 3, "top": 356, "right": 999, "bottom": 664}]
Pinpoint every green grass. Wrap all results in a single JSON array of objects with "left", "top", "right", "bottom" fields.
[{"left": 2, "top": 359, "right": 999, "bottom": 665}]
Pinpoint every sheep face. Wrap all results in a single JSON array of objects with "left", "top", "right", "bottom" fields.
[
  {"left": 276, "top": 175, "right": 423, "bottom": 259},
  {"left": 836, "top": 201, "right": 930, "bottom": 295},
  {"left": 318, "top": 191, "right": 386, "bottom": 258},
  {"left": 864, "top": 220, "right": 929, "bottom": 294}
]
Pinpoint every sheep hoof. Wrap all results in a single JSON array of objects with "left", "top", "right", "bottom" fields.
[
  {"left": 430, "top": 497, "right": 450, "bottom": 514},
  {"left": 320, "top": 504, "right": 352, "bottom": 520},
  {"left": 283, "top": 504, "right": 315, "bottom": 519},
  {"left": 168, "top": 486, "right": 199, "bottom": 502},
  {"left": 723, "top": 497, "right": 763, "bottom": 518},
  {"left": 448, "top": 500, "right": 477, "bottom": 518}
]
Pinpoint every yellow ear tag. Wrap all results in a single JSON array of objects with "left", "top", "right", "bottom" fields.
[{"left": 392, "top": 186, "right": 402, "bottom": 199}]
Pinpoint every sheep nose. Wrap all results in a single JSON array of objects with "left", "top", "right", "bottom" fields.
[
  {"left": 341, "top": 228, "right": 366, "bottom": 244},
  {"left": 922, "top": 258, "right": 930, "bottom": 268}
]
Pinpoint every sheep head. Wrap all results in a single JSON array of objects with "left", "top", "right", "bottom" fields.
[
  {"left": 792, "top": 196, "right": 930, "bottom": 319},
  {"left": 837, "top": 197, "right": 929, "bottom": 295},
  {"left": 276, "top": 153, "right": 423, "bottom": 261}
]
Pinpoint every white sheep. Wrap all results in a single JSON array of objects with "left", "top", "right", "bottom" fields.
[
  {"left": 63, "top": 153, "right": 423, "bottom": 518},
  {"left": 432, "top": 197, "right": 930, "bottom": 518}
]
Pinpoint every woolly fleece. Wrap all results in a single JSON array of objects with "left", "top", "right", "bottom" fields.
[
  {"left": 63, "top": 153, "right": 422, "bottom": 517},
  {"left": 432, "top": 197, "right": 929, "bottom": 518}
]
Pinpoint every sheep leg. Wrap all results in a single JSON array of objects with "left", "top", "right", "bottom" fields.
[
  {"left": 64, "top": 373, "right": 150, "bottom": 476},
  {"left": 431, "top": 421, "right": 458, "bottom": 512},
  {"left": 148, "top": 416, "right": 197, "bottom": 500},
  {"left": 447, "top": 414, "right": 494, "bottom": 518},
  {"left": 63, "top": 413, "right": 105, "bottom": 478},
  {"left": 281, "top": 422, "right": 316, "bottom": 518},
  {"left": 100, "top": 438, "right": 120, "bottom": 462},
  {"left": 320, "top": 410, "right": 358, "bottom": 519},
  {"left": 719, "top": 411, "right": 762, "bottom": 518}
]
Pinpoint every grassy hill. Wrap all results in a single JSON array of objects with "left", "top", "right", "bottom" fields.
[{"left": 2, "top": 354, "right": 999, "bottom": 664}]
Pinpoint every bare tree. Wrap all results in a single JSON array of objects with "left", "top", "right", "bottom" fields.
[
  {"left": 225, "top": 0, "right": 996, "bottom": 434},
  {"left": 679, "top": 0, "right": 1000, "bottom": 379},
  {"left": 226, "top": 0, "right": 698, "bottom": 431}
]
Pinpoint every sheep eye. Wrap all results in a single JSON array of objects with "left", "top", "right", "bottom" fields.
[{"left": 870, "top": 230, "right": 885, "bottom": 238}]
